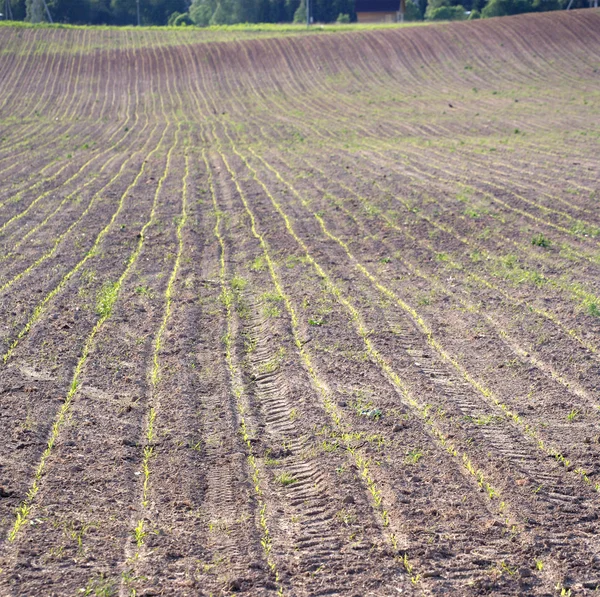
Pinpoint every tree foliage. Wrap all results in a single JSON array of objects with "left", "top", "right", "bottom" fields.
[
  {"left": 425, "top": 3, "right": 467, "bottom": 19},
  {"left": 481, "top": 0, "right": 560, "bottom": 16},
  {"left": 293, "top": 0, "right": 306, "bottom": 22},
  {"left": 1, "top": 0, "right": 584, "bottom": 26}
]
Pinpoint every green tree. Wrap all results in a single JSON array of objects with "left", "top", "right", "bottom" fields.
[
  {"left": 284, "top": 0, "right": 298, "bottom": 20},
  {"left": 89, "top": 0, "right": 111, "bottom": 22},
  {"left": 210, "top": 0, "right": 229, "bottom": 24},
  {"left": 25, "top": 0, "right": 46, "bottom": 21},
  {"left": 110, "top": 0, "right": 136, "bottom": 23},
  {"left": 5, "top": 0, "right": 26, "bottom": 20},
  {"left": 190, "top": 0, "right": 215, "bottom": 25},
  {"left": 167, "top": 9, "right": 181, "bottom": 23},
  {"left": 404, "top": 0, "right": 422, "bottom": 19},
  {"left": 293, "top": 0, "right": 305, "bottom": 22},
  {"left": 425, "top": 0, "right": 467, "bottom": 19},
  {"left": 173, "top": 11, "right": 192, "bottom": 24},
  {"left": 231, "top": 0, "right": 257, "bottom": 22},
  {"left": 425, "top": 3, "right": 467, "bottom": 18},
  {"left": 481, "top": 0, "right": 530, "bottom": 16}
]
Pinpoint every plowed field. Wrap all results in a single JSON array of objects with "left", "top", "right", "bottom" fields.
[{"left": 1, "top": 11, "right": 600, "bottom": 596}]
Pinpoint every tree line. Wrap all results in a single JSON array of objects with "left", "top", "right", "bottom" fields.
[
  {"left": 5, "top": 0, "right": 354, "bottom": 25},
  {"left": 2, "top": 0, "right": 593, "bottom": 26},
  {"left": 417, "top": 0, "right": 592, "bottom": 22}
]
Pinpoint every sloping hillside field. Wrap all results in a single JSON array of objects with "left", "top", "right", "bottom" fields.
[{"left": 1, "top": 12, "right": 600, "bottom": 596}]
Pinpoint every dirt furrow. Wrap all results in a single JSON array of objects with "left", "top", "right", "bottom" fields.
[{"left": 216, "top": 137, "right": 600, "bottom": 590}]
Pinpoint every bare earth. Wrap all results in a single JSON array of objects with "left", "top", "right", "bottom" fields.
[{"left": 0, "top": 10, "right": 600, "bottom": 596}]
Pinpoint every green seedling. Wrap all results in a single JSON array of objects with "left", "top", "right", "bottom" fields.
[
  {"left": 500, "top": 561, "right": 517, "bottom": 576},
  {"left": 133, "top": 520, "right": 146, "bottom": 546},
  {"left": 96, "top": 281, "right": 119, "bottom": 317},
  {"left": 405, "top": 449, "right": 423, "bottom": 465},
  {"left": 81, "top": 573, "right": 115, "bottom": 597}
]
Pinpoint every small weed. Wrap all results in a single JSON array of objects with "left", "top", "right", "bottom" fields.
[
  {"left": 20, "top": 409, "right": 36, "bottom": 431},
  {"left": 531, "top": 233, "right": 550, "bottom": 248},
  {"left": 251, "top": 255, "right": 266, "bottom": 271},
  {"left": 96, "top": 282, "right": 119, "bottom": 318},
  {"left": 571, "top": 220, "right": 600, "bottom": 238},
  {"left": 308, "top": 318, "right": 324, "bottom": 326},
  {"left": 231, "top": 275, "right": 247, "bottom": 292},
  {"left": 263, "top": 304, "right": 280, "bottom": 318},
  {"left": 80, "top": 573, "right": 116, "bottom": 596},
  {"left": 80, "top": 268, "right": 96, "bottom": 285},
  {"left": 322, "top": 439, "right": 339, "bottom": 452},
  {"left": 405, "top": 449, "right": 423, "bottom": 465},
  {"left": 256, "top": 347, "right": 285, "bottom": 375},
  {"left": 275, "top": 472, "right": 297, "bottom": 486},
  {"left": 463, "top": 414, "right": 502, "bottom": 425},
  {"left": 244, "top": 336, "right": 257, "bottom": 354},
  {"left": 567, "top": 409, "right": 579, "bottom": 422},
  {"left": 380, "top": 256, "right": 391, "bottom": 263},
  {"left": 464, "top": 207, "right": 481, "bottom": 219},
  {"left": 189, "top": 440, "right": 202, "bottom": 452},
  {"left": 135, "top": 285, "right": 152, "bottom": 297},
  {"left": 262, "top": 290, "right": 282, "bottom": 302},
  {"left": 335, "top": 509, "right": 356, "bottom": 525},
  {"left": 359, "top": 408, "right": 382, "bottom": 420},
  {"left": 587, "top": 302, "right": 600, "bottom": 318},
  {"left": 285, "top": 255, "right": 308, "bottom": 269}
]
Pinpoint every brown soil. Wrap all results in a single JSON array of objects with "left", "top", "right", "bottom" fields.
[{"left": 1, "top": 10, "right": 600, "bottom": 596}]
